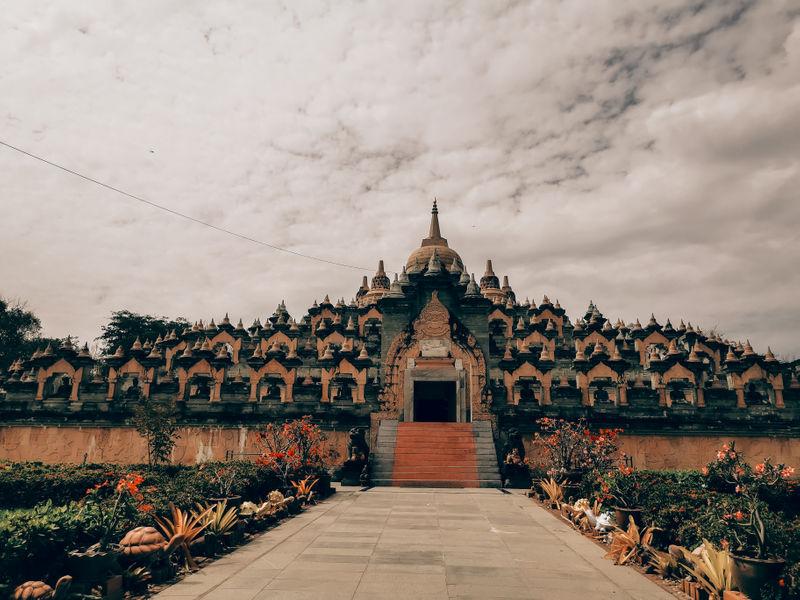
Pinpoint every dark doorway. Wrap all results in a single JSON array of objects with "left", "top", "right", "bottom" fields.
[{"left": 413, "top": 380, "right": 457, "bottom": 422}]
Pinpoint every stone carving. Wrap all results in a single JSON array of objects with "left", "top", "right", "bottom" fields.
[{"left": 413, "top": 291, "right": 451, "bottom": 339}]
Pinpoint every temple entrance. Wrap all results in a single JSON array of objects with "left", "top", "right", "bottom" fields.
[{"left": 413, "top": 380, "right": 457, "bottom": 422}]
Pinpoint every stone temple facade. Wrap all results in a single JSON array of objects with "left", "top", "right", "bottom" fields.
[{"left": 1, "top": 202, "right": 799, "bottom": 468}]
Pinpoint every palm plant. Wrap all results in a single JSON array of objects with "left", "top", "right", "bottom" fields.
[{"left": 153, "top": 502, "right": 212, "bottom": 570}]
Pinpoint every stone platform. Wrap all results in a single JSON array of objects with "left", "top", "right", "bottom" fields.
[{"left": 154, "top": 486, "right": 674, "bottom": 600}]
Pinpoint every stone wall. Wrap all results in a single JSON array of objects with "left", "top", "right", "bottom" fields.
[
  {"left": 0, "top": 424, "right": 348, "bottom": 465},
  {"left": 3, "top": 423, "right": 797, "bottom": 472},
  {"left": 519, "top": 432, "right": 800, "bottom": 471}
]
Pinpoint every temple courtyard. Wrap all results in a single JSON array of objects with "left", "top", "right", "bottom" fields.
[{"left": 155, "top": 487, "right": 674, "bottom": 600}]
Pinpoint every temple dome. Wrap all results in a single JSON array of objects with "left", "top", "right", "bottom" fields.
[{"left": 406, "top": 201, "right": 464, "bottom": 272}]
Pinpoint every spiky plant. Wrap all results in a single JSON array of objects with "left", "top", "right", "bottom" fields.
[
  {"left": 153, "top": 502, "right": 212, "bottom": 570},
  {"left": 195, "top": 501, "right": 239, "bottom": 537},
  {"left": 675, "top": 540, "right": 734, "bottom": 599},
  {"left": 605, "top": 520, "right": 655, "bottom": 565},
  {"left": 539, "top": 478, "right": 565, "bottom": 509}
]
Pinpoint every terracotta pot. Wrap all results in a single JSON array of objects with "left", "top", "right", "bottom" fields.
[
  {"left": 723, "top": 592, "right": 749, "bottom": 600},
  {"left": 613, "top": 506, "right": 643, "bottom": 528},
  {"left": 730, "top": 555, "right": 785, "bottom": 600}
]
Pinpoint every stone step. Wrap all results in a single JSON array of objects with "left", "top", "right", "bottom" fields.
[
  {"left": 369, "top": 420, "right": 501, "bottom": 489},
  {"left": 371, "top": 478, "right": 501, "bottom": 488}
]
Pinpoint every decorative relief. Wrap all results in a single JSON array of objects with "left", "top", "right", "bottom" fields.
[{"left": 413, "top": 291, "right": 451, "bottom": 339}]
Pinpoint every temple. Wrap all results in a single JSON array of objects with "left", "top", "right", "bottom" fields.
[{"left": 1, "top": 201, "right": 798, "bottom": 479}]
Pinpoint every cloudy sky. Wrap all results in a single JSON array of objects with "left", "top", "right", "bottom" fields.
[{"left": 1, "top": 1, "right": 799, "bottom": 357}]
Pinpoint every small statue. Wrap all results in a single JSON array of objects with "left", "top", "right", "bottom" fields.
[
  {"left": 501, "top": 428, "right": 529, "bottom": 488},
  {"left": 347, "top": 427, "right": 369, "bottom": 462},
  {"left": 338, "top": 427, "right": 369, "bottom": 485}
]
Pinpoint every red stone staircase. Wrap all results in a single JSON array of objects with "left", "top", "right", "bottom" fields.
[{"left": 371, "top": 420, "right": 501, "bottom": 488}]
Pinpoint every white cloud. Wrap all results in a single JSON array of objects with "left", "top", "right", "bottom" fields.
[{"left": 0, "top": 0, "right": 798, "bottom": 357}]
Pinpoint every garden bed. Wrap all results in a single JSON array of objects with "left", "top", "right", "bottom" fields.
[
  {"left": 520, "top": 418, "right": 799, "bottom": 600},
  {"left": 0, "top": 415, "right": 338, "bottom": 598}
]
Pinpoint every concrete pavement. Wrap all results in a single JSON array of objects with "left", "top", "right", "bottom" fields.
[{"left": 154, "top": 486, "right": 675, "bottom": 600}]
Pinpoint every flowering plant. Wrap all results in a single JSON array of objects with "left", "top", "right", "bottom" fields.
[
  {"left": 597, "top": 461, "right": 643, "bottom": 508},
  {"left": 256, "top": 416, "right": 330, "bottom": 488},
  {"left": 532, "top": 417, "right": 621, "bottom": 478},
  {"left": 81, "top": 472, "right": 150, "bottom": 550},
  {"left": 704, "top": 441, "right": 795, "bottom": 558}
]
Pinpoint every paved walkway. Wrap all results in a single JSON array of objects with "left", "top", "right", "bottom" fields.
[{"left": 155, "top": 487, "right": 675, "bottom": 600}]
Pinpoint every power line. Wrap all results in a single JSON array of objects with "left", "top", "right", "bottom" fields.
[{"left": 0, "top": 139, "right": 370, "bottom": 271}]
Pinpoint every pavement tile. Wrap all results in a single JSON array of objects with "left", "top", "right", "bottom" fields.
[{"left": 154, "top": 488, "right": 675, "bottom": 600}]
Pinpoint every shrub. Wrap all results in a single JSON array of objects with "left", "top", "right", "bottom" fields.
[
  {"left": 0, "top": 461, "right": 282, "bottom": 512},
  {"left": 256, "top": 416, "right": 333, "bottom": 489},
  {"left": 531, "top": 417, "right": 621, "bottom": 478}
]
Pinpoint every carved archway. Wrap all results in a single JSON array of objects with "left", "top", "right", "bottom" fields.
[{"left": 380, "top": 291, "right": 489, "bottom": 422}]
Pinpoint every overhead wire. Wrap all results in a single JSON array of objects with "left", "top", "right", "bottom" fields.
[{"left": 0, "top": 139, "right": 370, "bottom": 271}]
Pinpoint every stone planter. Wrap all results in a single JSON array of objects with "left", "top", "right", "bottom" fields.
[
  {"left": 613, "top": 506, "right": 644, "bottom": 529},
  {"left": 730, "top": 555, "right": 785, "bottom": 600},
  {"left": 67, "top": 544, "right": 122, "bottom": 583},
  {"left": 207, "top": 495, "right": 242, "bottom": 508}
]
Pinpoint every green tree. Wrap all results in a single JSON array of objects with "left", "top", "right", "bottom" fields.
[
  {"left": 0, "top": 298, "right": 41, "bottom": 370},
  {"left": 132, "top": 396, "right": 181, "bottom": 465},
  {"left": 0, "top": 298, "right": 76, "bottom": 371},
  {"left": 97, "top": 310, "right": 188, "bottom": 355}
]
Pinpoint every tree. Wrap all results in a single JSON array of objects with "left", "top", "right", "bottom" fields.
[
  {"left": 0, "top": 297, "right": 68, "bottom": 371},
  {"left": 98, "top": 310, "right": 188, "bottom": 355},
  {"left": 132, "top": 396, "right": 181, "bottom": 466}
]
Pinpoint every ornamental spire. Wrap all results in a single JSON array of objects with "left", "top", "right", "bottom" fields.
[{"left": 429, "top": 199, "right": 442, "bottom": 240}]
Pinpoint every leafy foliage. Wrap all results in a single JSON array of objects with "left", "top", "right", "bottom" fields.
[
  {"left": 0, "top": 461, "right": 282, "bottom": 512},
  {"left": 132, "top": 396, "right": 181, "bottom": 466},
  {"left": 0, "top": 297, "right": 72, "bottom": 370},
  {"left": 97, "top": 310, "right": 188, "bottom": 355}
]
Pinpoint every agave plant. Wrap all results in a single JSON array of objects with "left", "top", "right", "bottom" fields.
[
  {"left": 291, "top": 476, "right": 319, "bottom": 503},
  {"left": 539, "top": 478, "right": 565, "bottom": 509},
  {"left": 153, "top": 502, "right": 213, "bottom": 571},
  {"left": 675, "top": 540, "right": 734, "bottom": 599},
  {"left": 647, "top": 548, "right": 679, "bottom": 579},
  {"left": 605, "top": 520, "right": 655, "bottom": 565},
  {"left": 195, "top": 501, "right": 239, "bottom": 537}
]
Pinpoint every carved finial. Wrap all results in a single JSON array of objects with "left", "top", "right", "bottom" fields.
[
  {"left": 540, "top": 344, "right": 551, "bottom": 361},
  {"left": 725, "top": 346, "right": 739, "bottom": 362},
  {"left": 425, "top": 248, "right": 443, "bottom": 275},
  {"left": 765, "top": 347, "right": 777, "bottom": 362},
  {"left": 465, "top": 273, "right": 481, "bottom": 297}
]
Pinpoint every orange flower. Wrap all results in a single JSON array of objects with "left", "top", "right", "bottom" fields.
[{"left": 734, "top": 511, "right": 745, "bottom": 521}]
